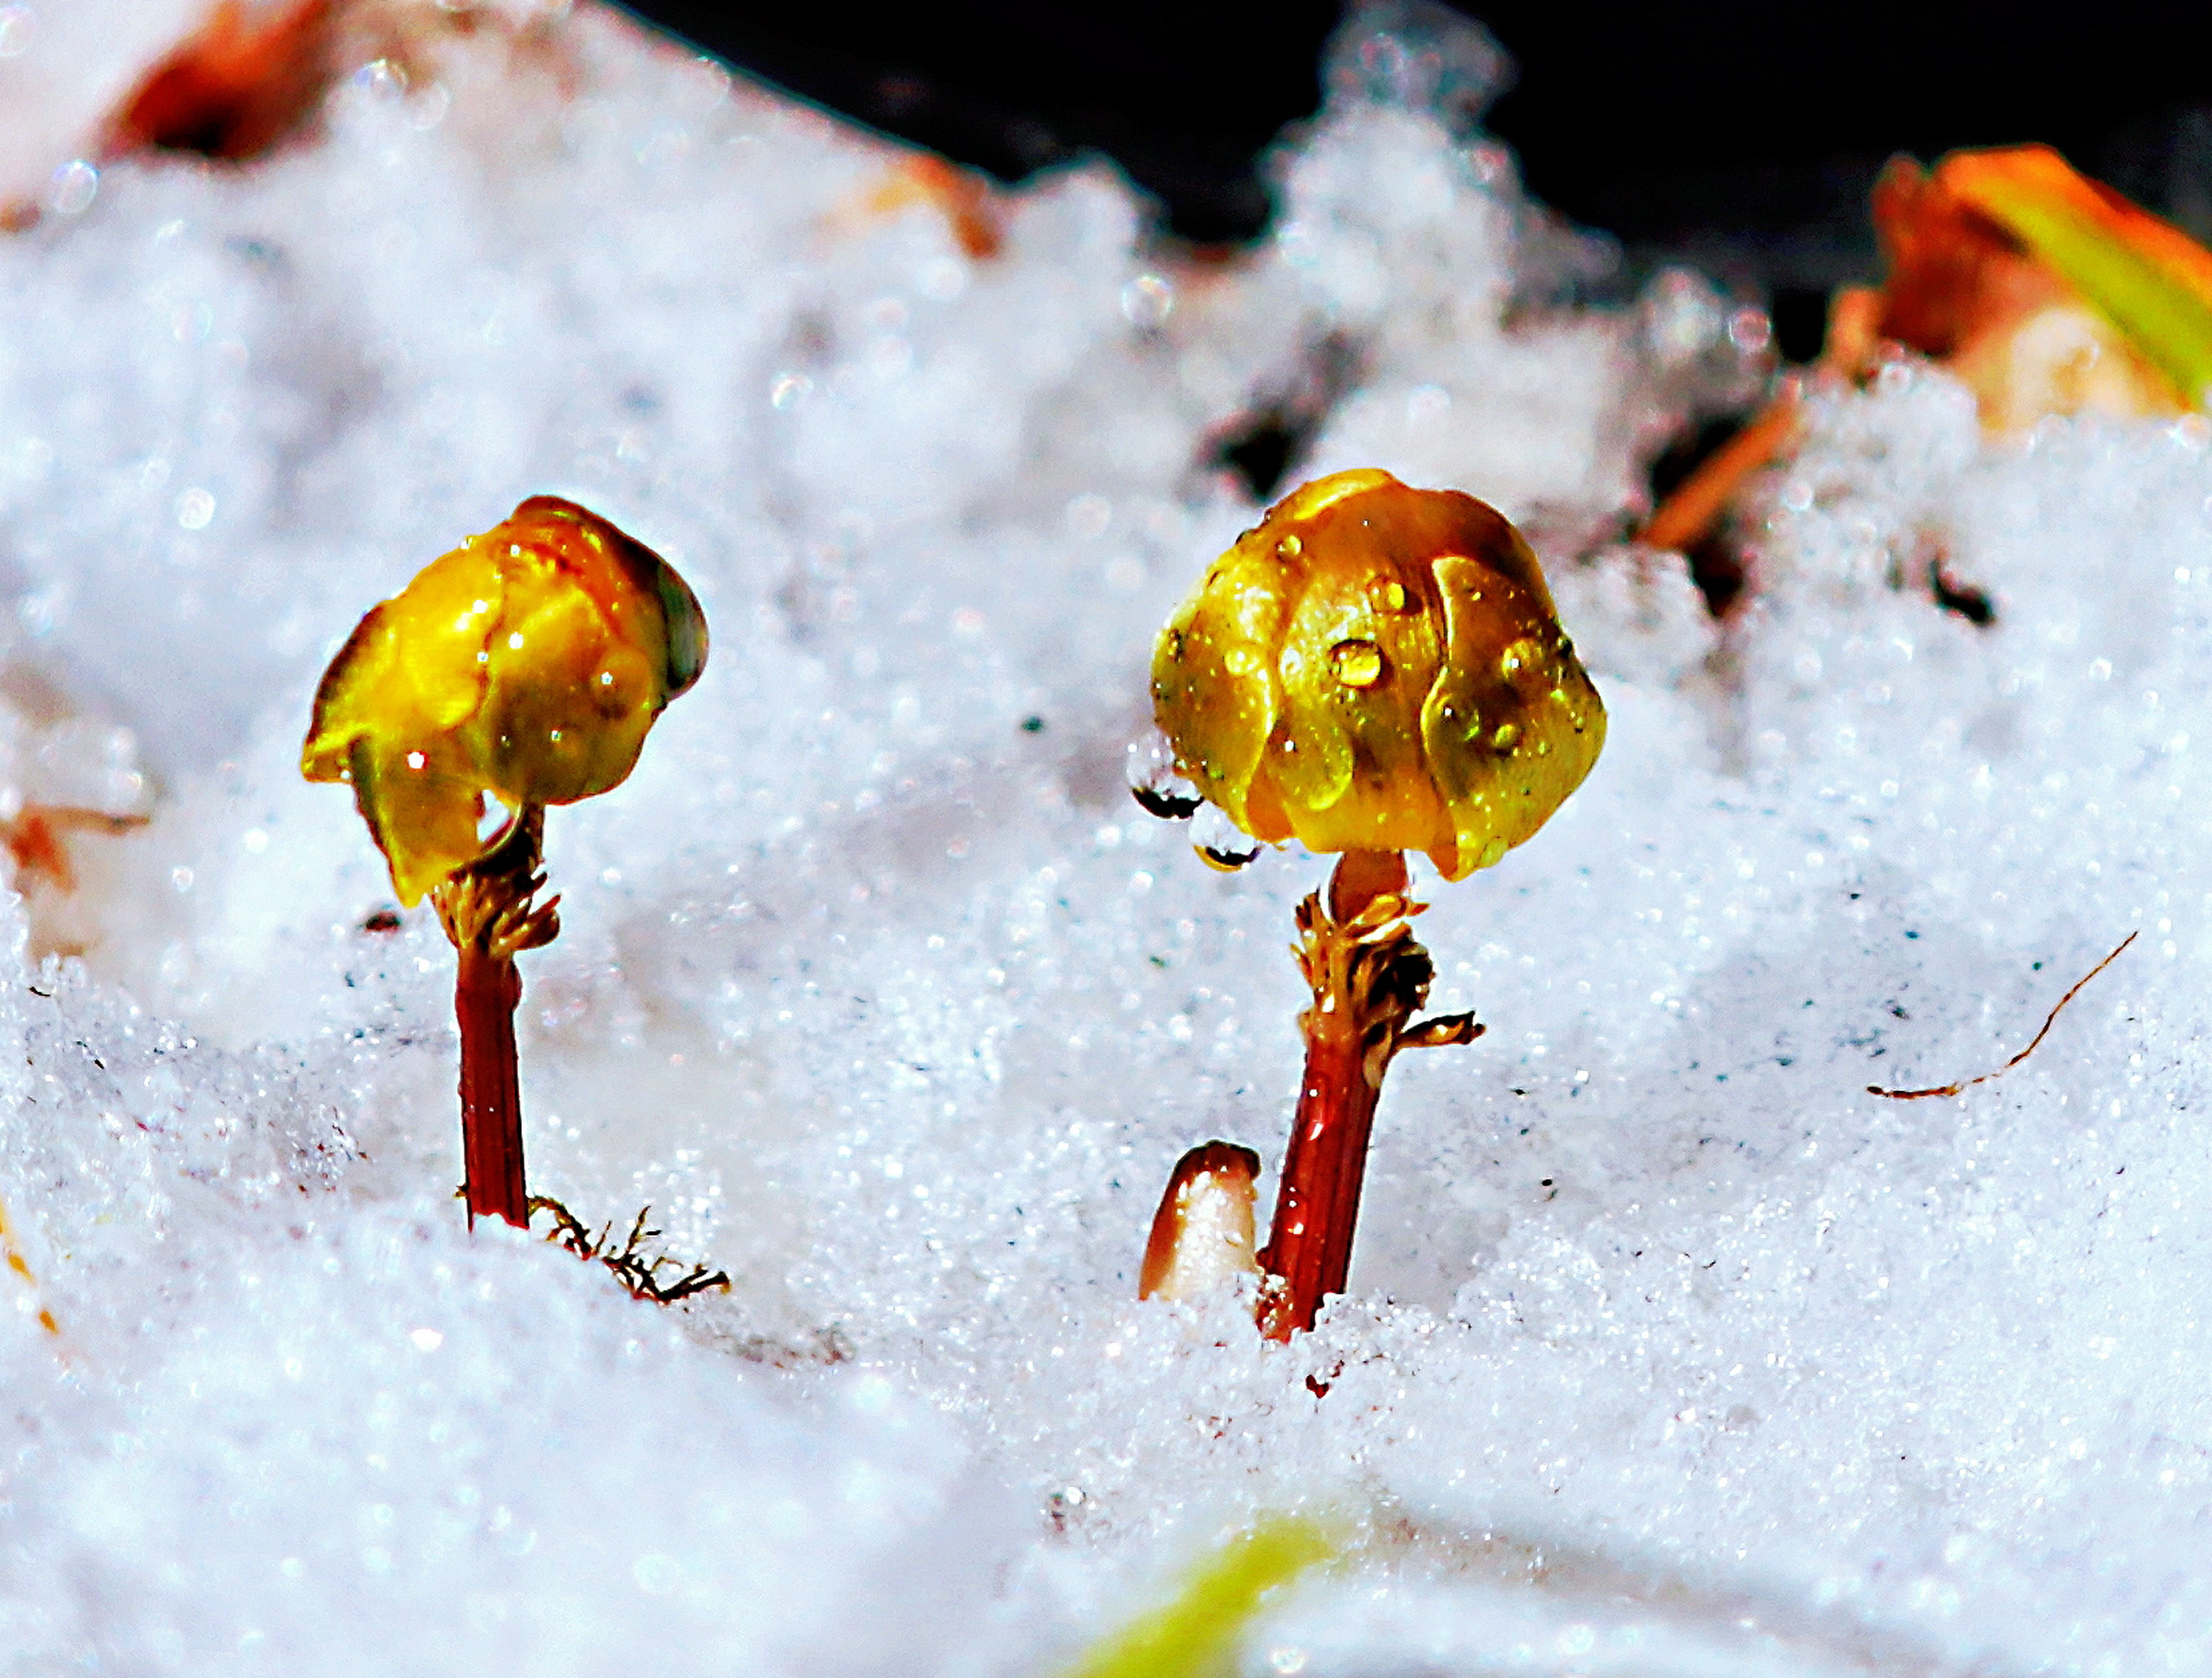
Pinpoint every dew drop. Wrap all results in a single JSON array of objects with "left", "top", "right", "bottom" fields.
[
  {"left": 1126, "top": 729, "right": 1200, "bottom": 820},
  {"left": 1366, "top": 577, "right": 1408, "bottom": 613},
  {"left": 0, "top": 7, "right": 35, "bottom": 58},
  {"left": 1192, "top": 804, "right": 1262, "bottom": 871},
  {"left": 1499, "top": 638, "right": 1543, "bottom": 681},
  {"left": 47, "top": 159, "right": 97, "bottom": 217},
  {"left": 1276, "top": 534, "right": 1303, "bottom": 559},
  {"left": 1330, "top": 638, "right": 1383, "bottom": 687},
  {"left": 1489, "top": 722, "right": 1520, "bottom": 751},
  {"left": 1119, "top": 273, "right": 1174, "bottom": 329}
]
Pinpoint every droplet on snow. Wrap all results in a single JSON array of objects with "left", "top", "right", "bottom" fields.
[
  {"left": 0, "top": 6, "right": 35, "bottom": 60},
  {"left": 1120, "top": 273, "right": 1173, "bottom": 329},
  {"left": 47, "top": 161, "right": 97, "bottom": 216}
]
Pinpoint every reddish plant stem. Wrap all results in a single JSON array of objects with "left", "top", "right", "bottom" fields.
[
  {"left": 1257, "top": 1012, "right": 1383, "bottom": 1341},
  {"left": 1254, "top": 850, "right": 1480, "bottom": 1343},
  {"left": 1256, "top": 852, "right": 1403, "bottom": 1342},
  {"left": 455, "top": 944, "right": 528, "bottom": 1228},
  {"left": 431, "top": 807, "right": 559, "bottom": 1234}
]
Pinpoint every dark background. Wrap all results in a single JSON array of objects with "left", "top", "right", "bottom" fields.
[{"left": 623, "top": 1, "right": 2212, "bottom": 361}]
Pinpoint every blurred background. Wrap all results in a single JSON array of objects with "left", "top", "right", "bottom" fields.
[{"left": 627, "top": 0, "right": 2212, "bottom": 362}]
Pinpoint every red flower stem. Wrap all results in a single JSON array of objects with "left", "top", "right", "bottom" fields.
[
  {"left": 455, "top": 944, "right": 528, "bottom": 1229},
  {"left": 1256, "top": 850, "right": 1407, "bottom": 1342},
  {"left": 1258, "top": 1010, "right": 1379, "bottom": 1340},
  {"left": 431, "top": 807, "right": 560, "bottom": 1234}
]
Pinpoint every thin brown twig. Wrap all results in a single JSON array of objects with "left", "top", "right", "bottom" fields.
[
  {"left": 1867, "top": 930, "right": 2136, "bottom": 1100},
  {"left": 1643, "top": 393, "right": 1806, "bottom": 557}
]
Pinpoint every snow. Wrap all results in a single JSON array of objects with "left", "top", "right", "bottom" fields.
[
  {"left": 1, "top": 0, "right": 2209, "bottom": 1671},
  {"left": 0, "top": 0, "right": 207, "bottom": 215}
]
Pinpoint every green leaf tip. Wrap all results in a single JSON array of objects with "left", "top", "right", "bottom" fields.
[
  {"left": 1049, "top": 1515, "right": 1339, "bottom": 1678},
  {"left": 1944, "top": 145, "right": 2212, "bottom": 409}
]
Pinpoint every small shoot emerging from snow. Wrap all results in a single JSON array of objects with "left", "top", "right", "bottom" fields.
[
  {"left": 1646, "top": 145, "right": 2212, "bottom": 565},
  {"left": 1869, "top": 931, "right": 2136, "bottom": 1101},
  {"left": 303, "top": 495, "right": 706, "bottom": 1232},
  {"left": 1139, "top": 1141, "right": 1262, "bottom": 1304},
  {"left": 1138, "top": 470, "right": 1603, "bottom": 1340},
  {"left": 1899, "top": 147, "right": 2212, "bottom": 420}
]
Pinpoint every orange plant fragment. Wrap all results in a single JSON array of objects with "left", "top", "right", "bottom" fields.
[
  {"left": 836, "top": 153, "right": 1004, "bottom": 261},
  {"left": 1856, "top": 147, "right": 2191, "bottom": 434},
  {"left": 111, "top": 0, "right": 336, "bottom": 161},
  {"left": 4, "top": 807, "right": 148, "bottom": 895},
  {"left": 1645, "top": 145, "right": 2212, "bottom": 560}
]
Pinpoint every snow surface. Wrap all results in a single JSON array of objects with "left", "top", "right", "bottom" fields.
[
  {"left": 0, "top": 0, "right": 207, "bottom": 216},
  {"left": 1, "top": 1, "right": 2210, "bottom": 1672}
]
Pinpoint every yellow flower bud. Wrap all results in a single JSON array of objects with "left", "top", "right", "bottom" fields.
[
  {"left": 302, "top": 496, "right": 707, "bottom": 905},
  {"left": 1151, "top": 469, "right": 1602, "bottom": 880}
]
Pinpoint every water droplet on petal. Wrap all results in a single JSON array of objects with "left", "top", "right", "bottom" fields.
[
  {"left": 1489, "top": 722, "right": 1520, "bottom": 751},
  {"left": 1366, "top": 578, "right": 1408, "bottom": 613},
  {"left": 1126, "top": 729, "right": 1200, "bottom": 819},
  {"left": 1499, "top": 638, "right": 1543, "bottom": 682},
  {"left": 1276, "top": 534, "right": 1303, "bottom": 559},
  {"left": 1192, "top": 804, "right": 1262, "bottom": 871},
  {"left": 1224, "top": 646, "right": 1261, "bottom": 676},
  {"left": 1329, "top": 638, "right": 1383, "bottom": 687}
]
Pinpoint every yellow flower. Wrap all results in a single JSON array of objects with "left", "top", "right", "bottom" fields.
[
  {"left": 1151, "top": 469, "right": 1602, "bottom": 880},
  {"left": 302, "top": 496, "right": 707, "bottom": 905}
]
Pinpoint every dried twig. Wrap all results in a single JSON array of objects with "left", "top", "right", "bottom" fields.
[
  {"left": 1643, "top": 392, "right": 1806, "bottom": 558},
  {"left": 529, "top": 1196, "right": 731, "bottom": 1304},
  {"left": 1868, "top": 931, "right": 2136, "bottom": 1100}
]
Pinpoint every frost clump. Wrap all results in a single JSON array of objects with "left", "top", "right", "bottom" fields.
[{"left": 0, "top": 0, "right": 2208, "bottom": 1672}]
